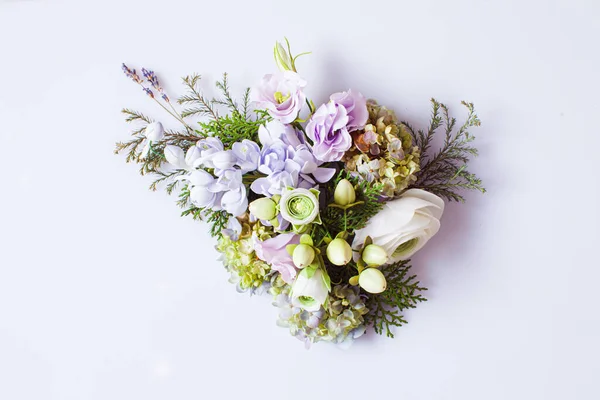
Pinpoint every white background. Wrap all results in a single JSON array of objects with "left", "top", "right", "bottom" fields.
[{"left": 1, "top": 0, "right": 599, "bottom": 399}]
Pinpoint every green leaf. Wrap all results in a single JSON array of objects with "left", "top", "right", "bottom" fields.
[
  {"left": 300, "top": 234, "right": 313, "bottom": 246},
  {"left": 286, "top": 244, "right": 298, "bottom": 256},
  {"left": 321, "top": 268, "right": 332, "bottom": 292},
  {"left": 304, "top": 264, "right": 318, "bottom": 279}
]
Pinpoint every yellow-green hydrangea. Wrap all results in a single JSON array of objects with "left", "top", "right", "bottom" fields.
[
  {"left": 344, "top": 100, "right": 421, "bottom": 197},
  {"left": 272, "top": 284, "right": 368, "bottom": 348},
  {"left": 216, "top": 234, "right": 271, "bottom": 292}
]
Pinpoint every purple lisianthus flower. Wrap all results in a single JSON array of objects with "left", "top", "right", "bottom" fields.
[
  {"left": 258, "top": 120, "right": 305, "bottom": 148},
  {"left": 330, "top": 89, "right": 368, "bottom": 131},
  {"left": 254, "top": 232, "right": 300, "bottom": 283},
  {"left": 232, "top": 139, "right": 260, "bottom": 173},
  {"left": 253, "top": 71, "right": 306, "bottom": 124},
  {"left": 305, "top": 102, "right": 352, "bottom": 162}
]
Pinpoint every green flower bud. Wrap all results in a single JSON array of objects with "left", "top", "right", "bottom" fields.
[
  {"left": 274, "top": 40, "right": 294, "bottom": 72},
  {"left": 333, "top": 179, "right": 356, "bottom": 206},
  {"left": 358, "top": 268, "right": 387, "bottom": 294},
  {"left": 249, "top": 197, "right": 277, "bottom": 221},
  {"left": 362, "top": 244, "right": 388, "bottom": 267},
  {"left": 326, "top": 238, "right": 352, "bottom": 266},
  {"left": 292, "top": 244, "right": 315, "bottom": 269}
]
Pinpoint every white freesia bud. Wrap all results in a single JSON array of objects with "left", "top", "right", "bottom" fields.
[
  {"left": 164, "top": 145, "right": 186, "bottom": 169},
  {"left": 362, "top": 244, "right": 388, "bottom": 267},
  {"left": 352, "top": 189, "right": 445, "bottom": 262},
  {"left": 292, "top": 244, "right": 315, "bottom": 269},
  {"left": 185, "top": 145, "right": 202, "bottom": 167},
  {"left": 249, "top": 197, "right": 277, "bottom": 221},
  {"left": 358, "top": 268, "right": 387, "bottom": 294},
  {"left": 326, "top": 238, "right": 352, "bottom": 266},
  {"left": 145, "top": 122, "right": 164, "bottom": 142},
  {"left": 274, "top": 40, "right": 294, "bottom": 72},
  {"left": 205, "top": 150, "right": 237, "bottom": 170},
  {"left": 334, "top": 179, "right": 356, "bottom": 206},
  {"left": 141, "top": 122, "right": 164, "bottom": 158}
]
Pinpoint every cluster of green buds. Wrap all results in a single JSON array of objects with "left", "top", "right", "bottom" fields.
[
  {"left": 349, "top": 236, "right": 388, "bottom": 294},
  {"left": 322, "top": 179, "right": 363, "bottom": 266}
]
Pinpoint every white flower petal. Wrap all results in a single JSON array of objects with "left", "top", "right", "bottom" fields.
[
  {"left": 164, "top": 145, "right": 186, "bottom": 169},
  {"left": 144, "top": 122, "right": 164, "bottom": 142},
  {"left": 352, "top": 189, "right": 445, "bottom": 261},
  {"left": 402, "top": 189, "right": 445, "bottom": 219},
  {"left": 185, "top": 146, "right": 202, "bottom": 168},
  {"left": 189, "top": 186, "right": 216, "bottom": 208}
]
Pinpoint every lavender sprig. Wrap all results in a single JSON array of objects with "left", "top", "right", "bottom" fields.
[
  {"left": 122, "top": 63, "right": 190, "bottom": 129},
  {"left": 142, "top": 68, "right": 170, "bottom": 103},
  {"left": 122, "top": 63, "right": 143, "bottom": 84}
]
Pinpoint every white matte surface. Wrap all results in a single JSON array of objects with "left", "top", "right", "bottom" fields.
[{"left": 1, "top": 0, "right": 599, "bottom": 399}]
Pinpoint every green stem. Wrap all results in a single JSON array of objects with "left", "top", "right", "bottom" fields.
[
  {"left": 137, "top": 82, "right": 193, "bottom": 130},
  {"left": 344, "top": 209, "right": 347, "bottom": 232}
]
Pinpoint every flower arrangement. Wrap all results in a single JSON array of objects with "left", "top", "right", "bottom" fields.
[{"left": 116, "top": 39, "right": 485, "bottom": 348}]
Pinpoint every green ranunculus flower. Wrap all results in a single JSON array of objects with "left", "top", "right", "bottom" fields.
[{"left": 279, "top": 188, "right": 321, "bottom": 227}]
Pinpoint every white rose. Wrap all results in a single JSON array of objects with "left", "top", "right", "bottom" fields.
[
  {"left": 352, "top": 189, "right": 444, "bottom": 262},
  {"left": 291, "top": 268, "right": 330, "bottom": 312}
]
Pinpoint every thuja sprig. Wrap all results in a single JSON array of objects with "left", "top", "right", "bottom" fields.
[
  {"left": 176, "top": 187, "right": 230, "bottom": 236},
  {"left": 181, "top": 205, "right": 229, "bottom": 237},
  {"left": 178, "top": 74, "right": 222, "bottom": 121},
  {"left": 363, "top": 260, "right": 427, "bottom": 338},
  {"left": 198, "top": 114, "right": 266, "bottom": 150},
  {"left": 121, "top": 108, "right": 153, "bottom": 124},
  {"left": 213, "top": 73, "right": 243, "bottom": 118},
  {"left": 408, "top": 99, "right": 485, "bottom": 202},
  {"left": 319, "top": 172, "right": 384, "bottom": 235}
]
